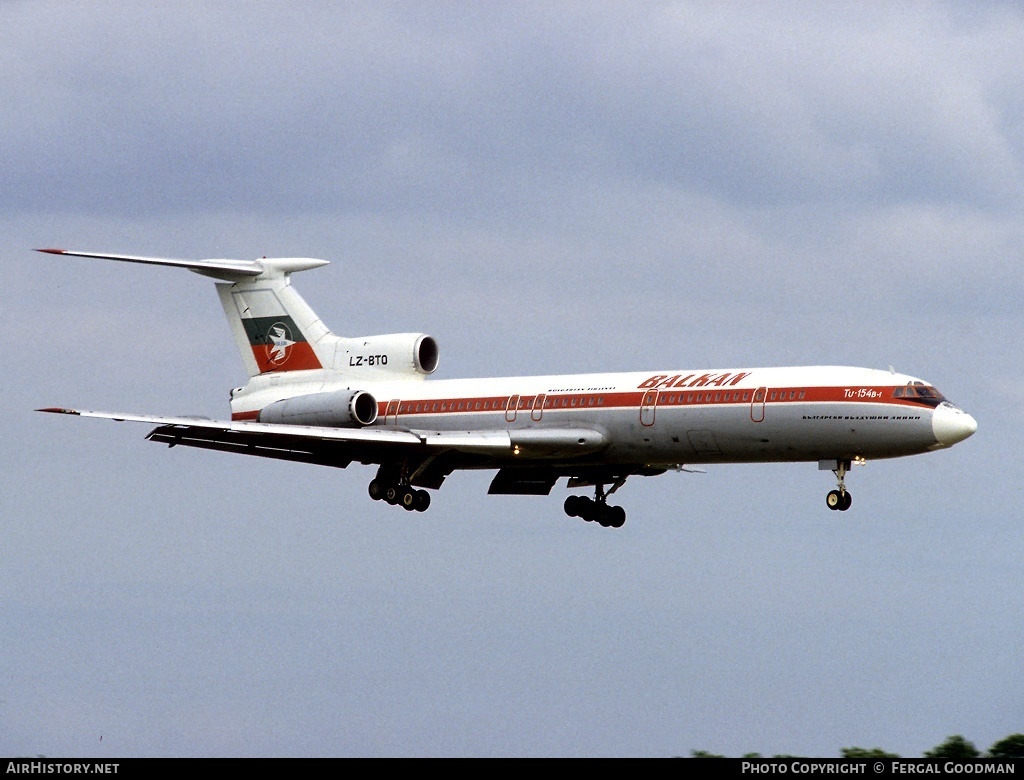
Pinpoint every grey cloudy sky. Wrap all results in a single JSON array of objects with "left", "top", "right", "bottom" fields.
[{"left": 2, "top": 1, "right": 1022, "bottom": 757}]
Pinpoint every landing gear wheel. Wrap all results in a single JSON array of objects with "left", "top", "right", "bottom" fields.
[
  {"left": 371, "top": 465, "right": 432, "bottom": 514},
  {"left": 565, "top": 483, "right": 627, "bottom": 528},
  {"left": 368, "top": 479, "right": 384, "bottom": 501},
  {"left": 826, "top": 490, "right": 852, "bottom": 511},
  {"left": 580, "top": 497, "right": 597, "bottom": 522},
  {"left": 564, "top": 495, "right": 584, "bottom": 518},
  {"left": 824, "top": 460, "right": 855, "bottom": 512}
]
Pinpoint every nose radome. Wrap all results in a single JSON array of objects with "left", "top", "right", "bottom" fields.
[{"left": 932, "top": 405, "right": 978, "bottom": 447}]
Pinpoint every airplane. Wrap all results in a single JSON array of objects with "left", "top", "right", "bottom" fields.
[{"left": 35, "top": 248, "right": 977, "bottom": 528}]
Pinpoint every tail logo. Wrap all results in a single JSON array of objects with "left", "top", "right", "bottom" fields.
[{"left": 265, "top": 322, "right": 296, "bottom": 366}]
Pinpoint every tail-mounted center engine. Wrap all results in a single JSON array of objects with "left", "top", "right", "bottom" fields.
[
  {"left": 258, "top": 389, "right": 378, "bottom": 427},
  {"left": 340, "top": 333, "right": 439, "bottom": 377}
]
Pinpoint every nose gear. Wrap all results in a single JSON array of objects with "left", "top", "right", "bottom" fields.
[{"left": 823, "top": 459, "right": 853, "bottom": 511}]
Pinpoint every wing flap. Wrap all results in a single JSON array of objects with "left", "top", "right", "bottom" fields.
[{"left": 146, "top": 423, "right": 356, "bottom": 469}]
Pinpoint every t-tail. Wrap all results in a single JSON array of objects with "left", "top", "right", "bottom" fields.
[{"left": 35, "top": 249, "right": 440, "bottom": 382}]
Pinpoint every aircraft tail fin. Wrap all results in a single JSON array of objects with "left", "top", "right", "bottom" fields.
[
  {"left": 37, "top": 249, "right": 338, "bottom": 378},
  {"left": 216, "top": 269, "right": 340, "bottom": 377}
]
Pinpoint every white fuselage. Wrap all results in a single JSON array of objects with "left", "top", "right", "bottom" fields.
[{"left": 230, "top": 364, "right": 976, "bottom": 468}]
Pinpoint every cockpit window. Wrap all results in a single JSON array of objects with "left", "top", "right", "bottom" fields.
[{"left": 895, "top": 382, "right": 946, "bottom": 406}]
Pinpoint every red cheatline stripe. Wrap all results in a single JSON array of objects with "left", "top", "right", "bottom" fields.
[
  {"left": 232, "top": 385, "right": 937, "bottom": 422},
  {"left": 376, "top": 387, "right": 934, "bottom": 416}
]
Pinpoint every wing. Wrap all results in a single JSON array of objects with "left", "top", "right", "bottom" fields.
[{"left": 37, "top": 408, "right": 609, "bottom": 479}]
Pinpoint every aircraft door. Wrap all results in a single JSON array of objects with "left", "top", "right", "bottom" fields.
[
  {"left": 505, "top": 394, "right": 520, "bottom": 423},
  {"left": 385, "top": 399, "right": 400, "bottom": 425},
  {"left": 640, "top": 389, "right": 659, "bottom": 427},
  {"left": 531, "top": 394, "right": 545, "bottom": 422},
  {"left": 750, "top": 388, "right": 766, "bottom": 423}
]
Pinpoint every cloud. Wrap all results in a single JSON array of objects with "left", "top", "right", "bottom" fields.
[{"left": 4, "top": 3, "right": 1022, "bottom": 219}]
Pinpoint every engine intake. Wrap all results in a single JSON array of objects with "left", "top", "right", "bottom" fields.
[
  {"left": 343, "top": 333, "right": 439, "bottom": 376},
  {"left": 258, "top": 389, "right": 378, "bottom": 427}
]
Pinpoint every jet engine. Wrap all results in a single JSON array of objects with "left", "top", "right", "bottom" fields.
[
  {"left": 341, "top": 333, "right": 439, "bottom": 376},
  {"left": 258, "top": 389, "right": 378, "bottom": 427}
]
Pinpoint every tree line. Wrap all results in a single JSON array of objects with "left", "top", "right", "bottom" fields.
[{"left": 689, "top": 733, "right": 1024, "bottom": 758}]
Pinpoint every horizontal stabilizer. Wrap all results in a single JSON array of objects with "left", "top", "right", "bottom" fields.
[{"left": 35, "top": 249, "right": 329, "bottom": 281}]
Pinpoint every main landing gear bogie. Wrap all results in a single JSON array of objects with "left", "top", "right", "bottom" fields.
[
  {"left": 368, "top": 478, "right": 431, "bottom": 512},
  {"left": 564, "top": 495, "right": 626, "bottom": 528}
]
